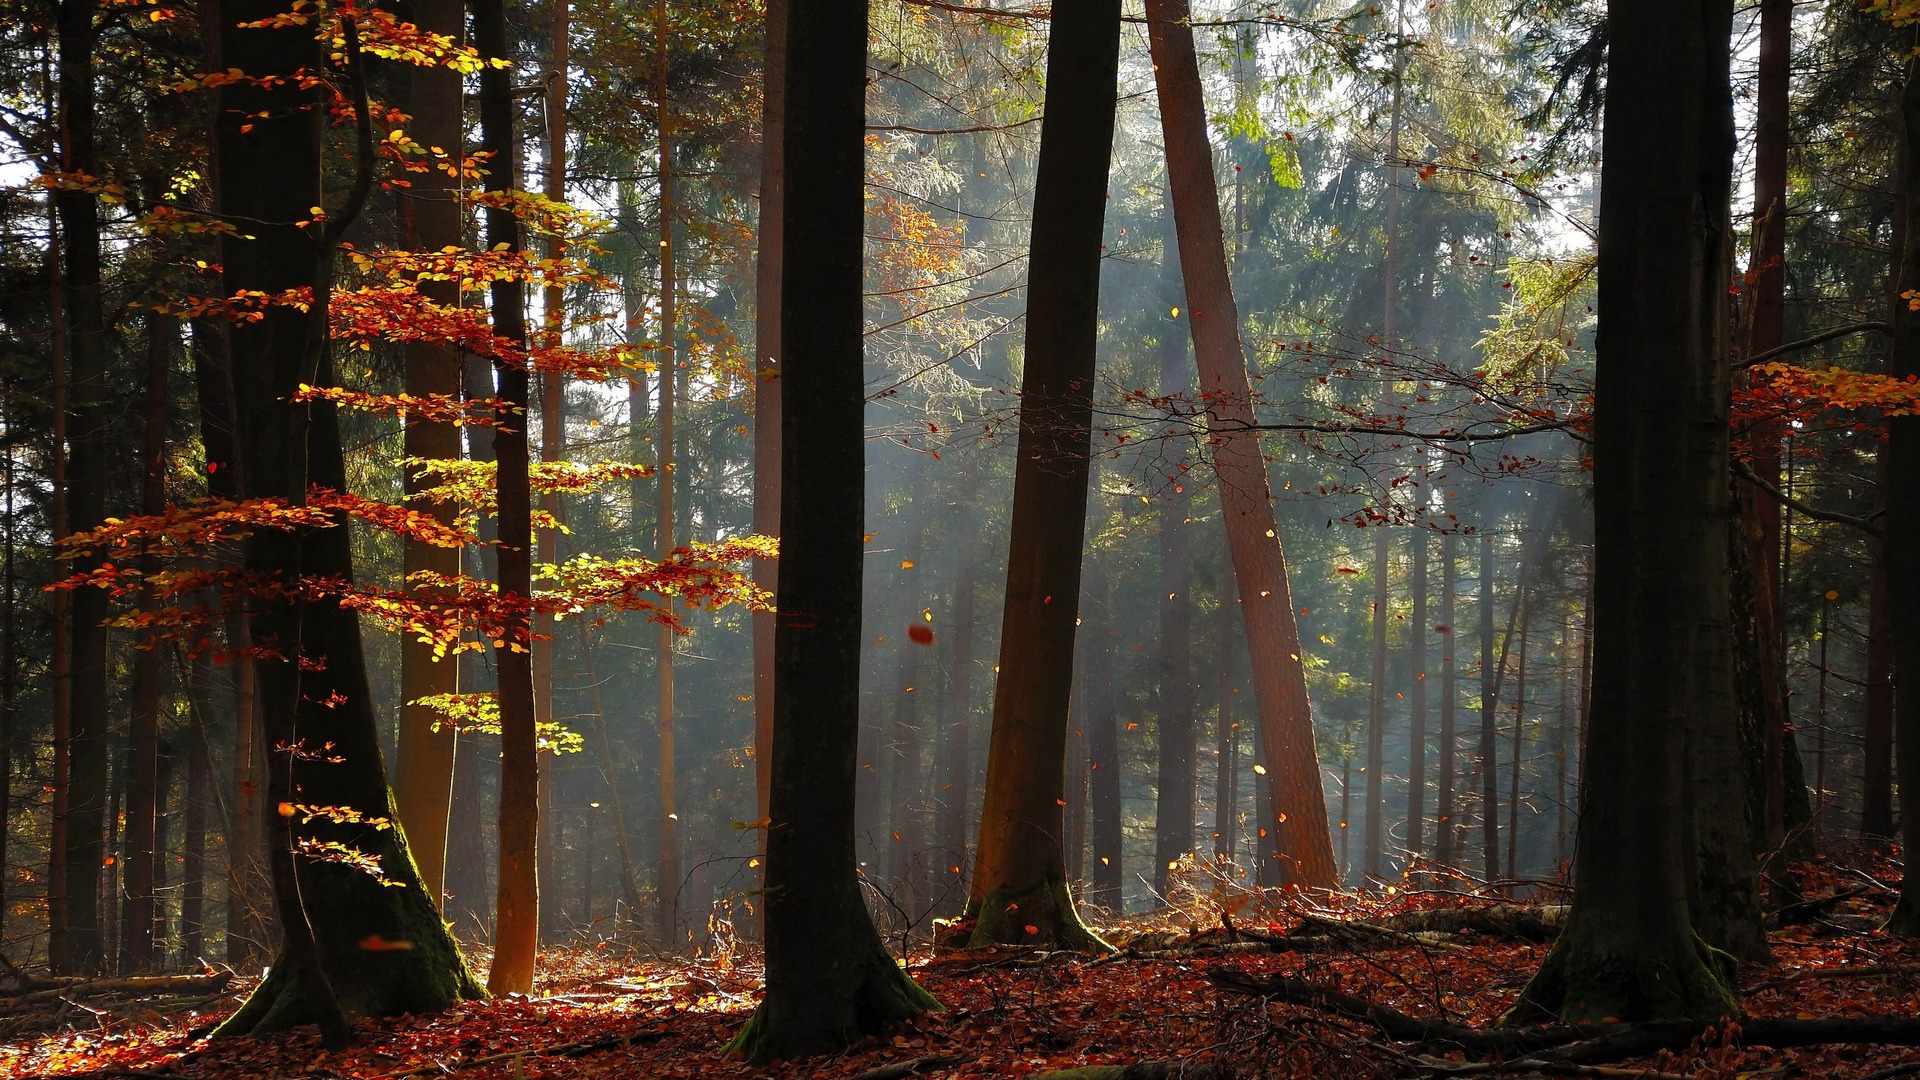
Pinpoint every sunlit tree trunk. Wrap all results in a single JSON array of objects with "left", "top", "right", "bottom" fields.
[
  {"left": 182, "top": 652, "right": 211, "bottom": 963},
  {"left": 1513, "top": 0, "right": 1743, "bottom": 1017},
  {"left": 475, "top": 0, "right": 540, "bottom": 995},
  {"left": 1146, "top": 0, "right": 1336, "bottom": 888},
  {"left": 723, "top": 0, "right": 938, "bottom": 1052},
  {"left": 391, "top": 0, "right": 465, "bottom": 909},
  {"left": 966, "top": 0, "right": 1122, "bottom": 950}
]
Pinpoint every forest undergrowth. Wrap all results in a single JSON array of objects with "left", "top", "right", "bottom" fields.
[{"left": 5, "top": 854, "right": 1920, "bottom": 1080}]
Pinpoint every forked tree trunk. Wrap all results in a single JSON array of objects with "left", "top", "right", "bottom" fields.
[
  {"left": 723, "top": 0, "right": 938, "bottom": 1054},
  {"left": 966, "top": 0, "right": 1122, "bottom": 950},
  {"left": 1146, "top": 0, "right": 1336, "bottom": 888},
  {"left": 212, "top": 1, "right": 481, "bottom": 1036},
  {"left": 390, "top": 0, "right": 465, "bottom": 908},
  {"left": 476, "top": 0, "right": 541, "bottom": 995},
  {"left": 1513, "top": 0, "right": 1743, "bottom": 1019}
]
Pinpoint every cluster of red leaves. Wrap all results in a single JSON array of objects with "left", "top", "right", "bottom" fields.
[{"left": 8, "top": 854, "right": 1920, "bottom": 1080}]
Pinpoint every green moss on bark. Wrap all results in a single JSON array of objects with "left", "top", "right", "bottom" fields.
[
  {"left": 966, "top": 878, "right": 1111, "bottom": 952},
  {"left": 724, "top": 943, "right": 938, "bottom": 1062},
  {"left": 1510, "top": 926, "right": 1736, "bottom": 1025}
]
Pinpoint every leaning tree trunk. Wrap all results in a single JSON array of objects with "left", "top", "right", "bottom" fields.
[
  {"left": 1884, "top": 31, "right": 1920, "bottom": 935},
  {"left": 723, "top": 0, "right": 937, "bottom": 1056},
  {"left": 390, "top": 0, "right": 465, "bottom": 908},
  {"left": 965, "top": 0, "right": 1123, "bottom": 950},
  {"left": 1146, "top": 0, "right": 1337, "bottom": 888},
  {"left": 212, "top": 2, "right": 482, "bottom": 1037},
  {"left": 1512, "top": 0, "right": 1743, "bottom": 1021}
]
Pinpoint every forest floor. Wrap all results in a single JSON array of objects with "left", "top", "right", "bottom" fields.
[{"left": 5, "top": 854, "right": 1920, "bottom": 1079}]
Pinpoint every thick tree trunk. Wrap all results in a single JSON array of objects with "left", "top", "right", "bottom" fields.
[
  {"left": 212, "top": 1, "right": 482, "bottom": 1035},
  {"left": 724, "top": 0, "right": 937, "bottom": 1054},
  {"left": 391, "top": 0, "right": 466, "bottom": 910},
  {"left": 57, "top": 0, "right": 111, "bottom": 976},
  {"left": 966, "top": 0, "right": 1122, "bottom": 950},
  {"left": 1146, "top": 0, "right": 1337, "bottom": 888},
  {"left": 1435, "top": 535, "right": 1457, "bottom": 866},
  {"left": 1885, "top": 34, "right": 1920, "bottom": 934},
  {"left": 475, "top": 0, "right": 540, "bottom": 995},
  {"left": 1513, "top": 0, "right": 1742, "bottom": 1019},
  {"left": 47, "top": 193, "right": 71, "bottom": 973}
]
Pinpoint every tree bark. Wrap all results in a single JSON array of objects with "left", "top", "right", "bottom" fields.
[
  {"left": 1513, "top": 0, "right": 1742, "bottom": 1018},
  {"left": 1864, "top": 468, "right": 1894, "bottom": 838},
  {"left": 752, "top": 0, "right": 786, "bottom": 853},
  {"left": 1085, "top": 566, "right": 1124, "bottom": 909},
  {"left": 1366, "top": 528, "right": 1389, "bottom": 881},
  {"left": 1885, "top": 30, "right": 1920, "bottom": 934},
  {"left": 1152, "top": 265, "right": 1196, "bottom": 897},
  {"left": 724, "top": 0, "right": 938, "bottom": 1053},
  {"left": 1146, "top": 0, "right": 1337, "bottom": 888},
  {"left": 476, "top": 0, "right": 540, "bottom": 995},
  {"left": 1480, "top": 534, "right": 1500, "bottom": 882},
  {"left": 390, "top": 0, "right": 465, "bottom": 910},
  {"left": 655, "top": 0, "right": 682, "bottom": 947},
  {"left": 1407, "top": 532, "right": 1428, "bottom": 860},
  {"left": 966, "top": 0, "right": 1122, "bottom": 950},
  {"left": 1436, "top": 535, "right": 1457, "bottom": 866},
  {"left": 536, "top": 2, "right": 569, "bottom": 942},
  {"left": 1212, "top": 604, "right": 1239, "bottom": 861}
]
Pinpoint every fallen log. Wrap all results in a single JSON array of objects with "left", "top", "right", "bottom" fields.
[
  {"left": 1373, "top": 905, "right": 1568, "bottom": 941},
  {"left": 848, "top": 1054, "right": 975, "bottom": 1080},
  {"left": 0, "top": 971, "right": 234, "bottom": 1009},
  {"left": 1208, "top": 967, "right": 1920, "bottom": 1064},
  {"left": 1031, "top": 1062, "right": 1242, "bottom": 1079}
]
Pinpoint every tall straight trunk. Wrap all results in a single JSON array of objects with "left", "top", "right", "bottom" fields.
[
  {"left": 580, "top": 628, "right": 641, "bottom": 919},
  {"left": 448, "top": 357, "right": 500, "bottom": 937},
  {"left": 124, "top": 310, "right": 172, "bottom": 972},
  {"left": 477, "top": 0, "right": 541, "bottom": 995},
  {"left": 1146, "top": 0, "right": 1337, "bottom": 887},
  {"left": 1065, "top": 688, "right": 1088, "bottom": 887},
  {"left": 654, "top": 0, "right": 682, "bottom": 945},
  {"left": 1212, "top": 605, "right": 1238, "bottom": 860},
  {"left": 58, "top": 0, "right": 112, "bottom": 975},
  {"left": 1515, "top": 0, "right": 1742, "bottom": 1017},
  {"left": 182, "top": 652, "right": 211, "bottom": 962},
  {"left": 47, "top": 192, "right": 72, "bottom": 973},
  {"left": 932, "top": 542, "right": 976, "bottom": 915},
  {"left": 1480, "top": 534, "right": 1500, "bottom": 881},
  {"left": 887, "top": 531, "right": 929, "bottom": 919},
  {"left": 1365, "top": 529, "right": 1389, "bottom": 880},
  {"left": 1865, "top": 477, "right": 1894, "bottom": 837},
  {"left": 1741, "top": 0, "right": 1791, "bottom": 857},
  {"left": 0, "top": 384, "right": 12, "bottom": 948},
  {"left": 213, "top": 1, "right": 482, "bottom": 1035},
  {"left": 535, "top": 0, "right": 570, "bottom": 942},
  {"left": 752, "top": 0, "right": 786, "bottom": 841},
  {"left": 391, "top": 0, "right": 466, "bottom": 909},
  {"left": 1153, "top": 274, "right": 1195, "bottom": 897},
  {"left": 1435, "top": 535, "right": 1457, "bottom": 865},
  {"left": 1407, "top": 532, "right": 1428, "bottom": 858},
  {"left": 1884, "top": 34, "right": 1920, "bottom": 933},
  {"left": 1085, "top": 568, "right": 1123, "bottom": 908},
  {"left": 966, "top": 0, "right": 1122, "bottom": 950},
  {"left": 1555, "top": 624, "right": 1570, "bottom": 869},
  {"left": 724, "top": 0, "right": 939, "bottom": 1051},
  {"left": 1506, "top": 613, "right": 1528, "bottom": 879}
]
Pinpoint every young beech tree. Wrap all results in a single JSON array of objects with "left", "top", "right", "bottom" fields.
[
  {"left": 965, "top": 0, "right": 1123, "bottom": 951},
  {"left": 724, "top": 0, "right": 937, "bottom": 1058},
  {"left": 1512, "top": 0, "right": 1747, "bottom": 1021},
  {"left": 1144, "top": 0, "right": 1337, "bottom": 888},
  {"left": 212, "top": 1, "right": 482, "bottom": 1037}
]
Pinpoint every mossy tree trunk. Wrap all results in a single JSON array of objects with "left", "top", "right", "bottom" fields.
[
  {"left": 212, "top": 0, "right": 482, "bottom": 1037},
  {"left": 965, "top": 0, "right": 1122, "bottom": 951},
  {"left": 725, "top": 0, "right": 936, "bottom": 1060},
  {"left": 1514, "top": 0, "right": 1744, "bottom": 1021}
]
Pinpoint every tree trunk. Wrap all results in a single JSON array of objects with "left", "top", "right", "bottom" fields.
[
  {"left": 1506, "top": 612, "right": 1527, "bottom": 880},
  {"left": 1152, "top": 269, "right": 1196, "bottom": 898},
  {"left": 1085, "top": 566, "right": 1124, "bottom": 909},
  {"left": 1884, "top": 32, "right": 1920, "bottom": 934},
  {"left": 57, "top": 0, "right": 112, "bottom": 976},
  {"left": 1146, "top": 0, "right": 1337, "bottom": 888},
  {"left": 966, "top": 0, "right": 1122, "bottom": 950},
  {"left": 888, "top": 530, "right": 930, "bottom": 923},
  {"left": 391, "top": 0, "right": 466, "bottom": 911},
  {"left": 1408, "top": 532, "right": 1428, "bottom": 860},
  {"left": 580, "top": 628, "right": 642, "bottom": 921},
  {"left": 752, "top": 0, "right": 786, "bottom": 852},
  {"left": 1366, "top": 528, "right": 1389, "bottom": 881},
  {"left": 47, "top": 191, "right": 71, "bottom": 974},
  {"left": 723, "top": 0, "right": 938, "bottom": 1053},
  {"left": 1480, "top": 534, "right": 1500, "bottom": 882},
  {"left": 124, "top": 308, "right": 173, "bottom": 973},
  {"left": 1213, "top": 605, "right": 1239, "bottom": 861},
  {"left": 183, "top": 652, "right": 211, "bottom": 962},
  {"left": 476, "top": 0, "right": 541, "bottom": 994},
  {"left": 1865, "top": 473, "right": 1894, "bottom": 838},
  {"left": 1436, "top": 535, "right": 1457, "bottom": 866},
  {"left": 212, "top": 1, "right": 482, "bottom": 1035},
  {"left": 654, "top": 0, "right": 682, "bottom": 948},
  {"left": 932, "top": 541, "right": 977, "bottom": 916},
  {"left": 0, "top": 383, "right": 13, "bottom": 950},
  {"left": 1513, "top": 0, "right": 1742, "bottom": 1018}
]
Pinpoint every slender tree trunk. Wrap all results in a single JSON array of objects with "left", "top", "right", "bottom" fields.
[
  {"left": 124, "top": 309, "right": 173, "bottom": 972},
  {"left": 654, "top": 0, "right": 682, "bottom": 946},
  {"left": 724, "top": 0, "right": 939, "bottom": 1051},
  {"left": 1152, "top": 268, "right": 1195, "bottom": 897},
  {"left": 752, "top": 0, "right": 786, "bottom": 847},
  {"left": 1865, "top": 477, "right": 1894, "bottom": 838},
  {"left": 580, "top": 628, "right": 642, "bottom": 919},
  {"left": 932, "top": 541, "right": 976, "bottom": 915},
  {"left": 0, "top": 381, "right": 11, "bottom": 950},
  {"left": 1884, "top": 32, "right": 1920, "bottom": 934},
  {"left": 535, "top": 0, "right": 570, "bottom": 942},
  {"left": 1085, "top": 567, "right": 1123, "bottom": 909},
  {"left": 1146, "top": 0, "right": 1337, "bottom": 887},
  {"left": 47, "top": 190, "right": 72, "bottom": 973},
  {"left": 58, "top": 0, "right": 112, "bottom": 975},
  {"left": 391, "top": 0, "right": 466, "bottom": 910},
  {"left": 1436, "top": 535, "right": 1457, "bottom": 866},
  {"left": 183, "top": 652, "right": 210, "bottom": 962},
  {"left": 1212, "top": 605, "right": 1238, "bottom": 861},
  {"left": 966, "top": 0, "right": 1122, "bottom": 950},
  {"left": 888, "top": 529, "right": 930, "bottom": 922},
  {"left": 1408, "top": 532, "right": 1428, "bottom": 860},
  {"left": 1506, "top": 613, "right": 1528, "bottom": 880},
  {"left": 1514, "top": 0, "right": 1742, "bottom": 1017},
  {"left": 1555, "top": 621, "right": 1570, "bottom": 870},
  {"left": 1480, "top": 534, "right": 1500, "bottom": 882},
  {"left": 1366, "top": 529, "right": 1389, "bottom": 881}
]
